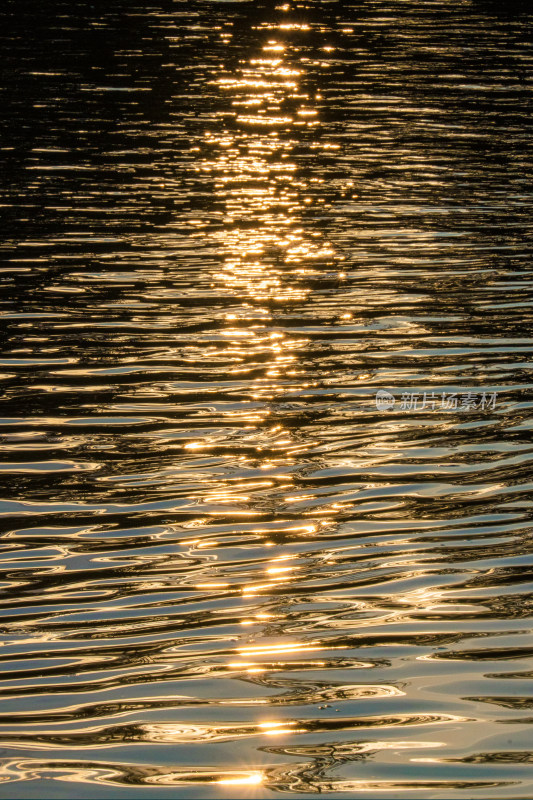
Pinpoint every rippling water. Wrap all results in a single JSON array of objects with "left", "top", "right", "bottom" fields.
[{"left": 1, "top": 0, "right": 533, "bottom": 797}]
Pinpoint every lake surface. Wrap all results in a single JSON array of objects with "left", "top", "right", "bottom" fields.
[{"left": 1, "top": 0, "right": 533, "bottom": 797}]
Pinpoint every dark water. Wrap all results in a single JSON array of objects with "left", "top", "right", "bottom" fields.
[{"left": 1, "top": 0, "right": 533, "bottom": 797}]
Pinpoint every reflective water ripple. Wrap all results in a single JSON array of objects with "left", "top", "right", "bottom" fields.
[{"left": 1, "top": 0, "right": 533, "bottom": 796}]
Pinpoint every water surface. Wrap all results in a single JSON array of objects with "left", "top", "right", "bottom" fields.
[{"left": 1, "top": 0, "right": 533, "bottom": 797}]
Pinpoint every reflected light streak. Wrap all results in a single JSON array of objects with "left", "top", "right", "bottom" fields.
[
  {"left": 190, "top": 5, "right": 350, "bottom": 682},
  {"left": 218, "top": 772, "right": 263, "bottom": 786},
  {"left": 238, "top": 641, "right": 321, "bottom": 656}
]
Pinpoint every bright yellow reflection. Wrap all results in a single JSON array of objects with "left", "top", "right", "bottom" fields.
[
  {"left": 201, "top": 26, "right": 334, "bottom": 312},
  {"left": 186, "top": 22, "right": 343, "bottom": 522},
  {"left": 218, "top": 772, "right": 264, "bottom": 786}
]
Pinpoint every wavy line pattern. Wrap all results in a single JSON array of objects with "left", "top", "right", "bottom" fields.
[{"left": 1, "top": 0, "right": 533, "bottom": 796}]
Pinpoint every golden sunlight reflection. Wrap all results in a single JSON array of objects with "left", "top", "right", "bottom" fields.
[
  {"left": 237, "top": 641, "right": 322, "bottom": 656},
  {"left": 185, "top": 18, "right": 348, "bottom": 532},
  {"left": 202, "top": 29, "right": 335, "bottom": 310},
  {"left": 3, "top": 1, "right": 533, "bottom": 798},
  {"left": 258, "top": 721, "right": 306, "bottom": 736},
  {"left": 217, "top": 772, "right": 264, "bottom": 786}
]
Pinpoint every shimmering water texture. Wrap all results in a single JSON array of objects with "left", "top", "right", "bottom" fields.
[{"left": 1, "top": 0, "right": 533, "bottom": 797}]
